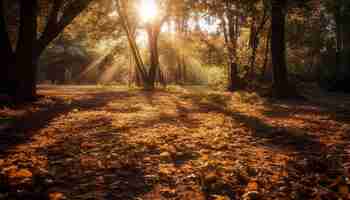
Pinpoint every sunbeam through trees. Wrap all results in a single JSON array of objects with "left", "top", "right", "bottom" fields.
[{"left": 1, "top": 0, "right": 350, "bottom": 199}]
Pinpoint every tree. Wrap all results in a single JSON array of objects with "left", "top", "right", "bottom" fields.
[
  {"left": 194, "top": 0, "right": 262, "bottom": 91},
  {"left": 196, "top": 0, "right": 244, "bottom": 91},
  {"left": 270, "top": 0, "right": 291, "bottom": 97},
  {"left": 0, "top": 0, "right": 15, "bottom": 95},
  {"left": 0, "top": 0, "right": 93, "bottom": 101},
  {"left": 116, "top": 0, "right": 172, "bottom": 90},
  {"left": 333, "top": 0, "right": 350, "bottom": 89},
  {"left": 144, "top": 11, "right": 170, "bottom": 89},
  {"left": 247, "top": 0, "right": 269, "bottom": 80},
  {"left": 321, "top": 0, "right": 350, "bottom": 91},
  {"left": 221, "top": 0, "right": 242, "bottom": 91},
  {"left": 173, "top": 0, "right": 189, "bottom": 85}
]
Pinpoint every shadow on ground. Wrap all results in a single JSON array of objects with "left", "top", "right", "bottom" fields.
[
  {"left": 0, "top": 86, "right": 349, "bottom": 199},
  {"left": 178, "top": 90, "right": 349, "bottom": 199}
]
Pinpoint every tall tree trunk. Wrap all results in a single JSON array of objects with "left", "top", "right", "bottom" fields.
[
  {"left": 182, "top": 55, "right": 187, "bottom": 84},
  {"left": 228, "top": 11, "right": 241, "bottom": 92},
  {"left": 1, "top": 0, "right": 93, "bottom": 100},
  {"left": 261, "top": 27, "right": 271, "bottom": 78},
  {"left": 335, "top": 7, "right": 343, "bottom": 75},
  {"left": 223, "top": 4, "right": 241, "bottom": 92},
  {"left": 335, "top": 8, "right": 343, "bottom": 53},
  {"left": 14, "top": 0, "right": 38, "bottom": 101},
  {"left": 343, "top": 9, "right": 350, "bottom": 50},
  {"left": 146, "top": 25, "right": 162, "bottom": 90},
  {"left": 116, "top": 0, "right": 147, "bottom": 84},
  {"left": 158, "top": 67, "right": 166, "bottom": 87},
  {"left": 0, "top": 0, "right": 15, "bottom": 94},
  {"left": 176, "top": 55, "right": 182, "bottom": 84},
  {"left": 271, "top": 0, "right": 292, "bottom": 97},
  {"left": 175, "top": 54, "right": 186, "bottom": 85},
  {"left": 336, "top": 2, "right": 350, "bottom": 81},
  {"left": 248, "top": 7, "right": 268, "bottom": 80},
  {"left": 249, "top": 20, "right": 258, "bottom": 80},
  {"left": 175, "top": 17, "right": 184, "bottom": 84}
]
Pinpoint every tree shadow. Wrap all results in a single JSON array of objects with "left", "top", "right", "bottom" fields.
[
  {"left": 1, "top": 88, "right": 348, "bottom": 199},
  {"left": 0, "top": 91, "right": 135, "bottom": 155},
  {"left": 0, "top": 89, "right": 203, "bottom": 199},
  {"left": 1, "top": 115, "right": 157, "bottom": 200},
  {"left": 180, "top": 90, "right": 349, "bottom": 198},
  {"left": 41, "top": 118, "right": 156, "bottom": 200},
  {"left": 260, "top": 92, "right": 350, "bottom": 124},
  {"left": 186, "top": 91, "right": 348, "bottom": 154},
  {"left": 230, "top": 111, "right": 324, "bottom": 152},
  {"left": 0, "top": 89, "right": 167, "bottom": 199}
]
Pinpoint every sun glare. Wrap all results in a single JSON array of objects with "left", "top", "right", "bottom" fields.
[{"left": 139, "top": 0, "right": 158, "bottom": 22}]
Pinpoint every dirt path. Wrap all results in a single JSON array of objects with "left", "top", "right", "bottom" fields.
[{"left": 1, "top": 85, "right": 350, "bottom": 200}]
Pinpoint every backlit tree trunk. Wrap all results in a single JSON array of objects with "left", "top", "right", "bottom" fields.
[
  {"left": 248, "top": 5, "right": 267, "bottom": 80},
  {"left": 182, "top": 55, "right": 187, "bottom": 84},
  {"left": 146, "top": 25, "right": 161, "bottom": 89},
  {"left": 175, "top": 17, "right": 187, "bottom": 85},
  {"left": 222, "top": 1, "right": 242, "bottom": 92},
  {"left": 175, "top": 18, "right": 182, "bottom": 84},
  {"left": 261, "top": 27, "right": 271, "bottom": 78}
]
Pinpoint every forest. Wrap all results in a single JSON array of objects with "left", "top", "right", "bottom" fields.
[{"left": 0, "top": 0, "right": 349, "bottom": 199}]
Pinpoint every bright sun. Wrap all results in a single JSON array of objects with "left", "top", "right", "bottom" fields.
[{"left": 139, "top": 0, "right": 158, "bottom": 22}]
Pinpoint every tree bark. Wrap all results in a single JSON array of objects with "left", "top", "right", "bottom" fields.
[
  {"left": 146, "top": 25, "right": 160, "bottom": 90},
  {"left": 175, "top": 17, "right": 184, "bottom": 84},
  {"left": 0, "top": 0, "right": 15, "bottom": 95},
  {"left": 176, "top": 55, "right": 182, "bottom": 84},
  {"left": 182, "top": 55, "right": 187, "bottom": 84},
  {"left": 14, "top": 0, "right": 38, "bottom": 101},
  {"left": 222, "top": 1, "right": 241, "bottom": 92},
  {"left": 249, "top": 6, "right": 268, "bottom": 80},
  {"left": 1, "top": 0, "right": 93, "bottom": 100},
  {"left": 261, "top": 27, "right": 271, "bottom": 79},
  {"left": 271, "top": 0, "right": 293, "bottom": 97},
  {"left": 117, "top": 0, "right": 147, "bottom": 83}
]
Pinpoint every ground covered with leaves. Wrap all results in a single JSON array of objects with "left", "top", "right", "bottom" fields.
[{"left": 1, "top": 85, "right": 350, "bottom": 200}]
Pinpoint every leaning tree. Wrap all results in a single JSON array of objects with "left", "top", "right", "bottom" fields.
[{"left": 117, "top": 0, "right": 177, "bottom": 90}]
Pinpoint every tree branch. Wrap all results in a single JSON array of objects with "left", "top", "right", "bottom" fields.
[{"left": 37, "top": 0, "right": 93, "bottom": 55}]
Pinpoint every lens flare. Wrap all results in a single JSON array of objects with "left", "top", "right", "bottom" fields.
[{"left": 139, "top": 0, "right": 158, "bottom": 22}]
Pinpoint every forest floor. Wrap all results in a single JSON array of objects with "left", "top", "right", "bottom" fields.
[{"left": 0, "top": 85, "right": 350, "bottom": 200}]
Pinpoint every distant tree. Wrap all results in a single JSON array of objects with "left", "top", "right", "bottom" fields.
[
  {"left": 247, "top": 0, "right": 269, "bottom": 80},
  {"left": 117, "top": 0, "right": 173, "bottom": 90},
  {"left": 221, "top": 0, "right": 243, "bottom": 91},
  {"left": 144, "top": 3, "right": 171, "bottom": 89},
  {"left": 333, "top": 0, "right": 350, "bottom": 89}
]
